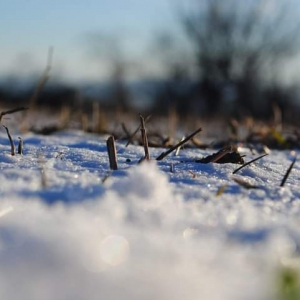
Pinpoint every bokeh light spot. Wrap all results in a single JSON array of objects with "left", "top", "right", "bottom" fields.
[{"left": 100, "top": 235, "right": 130, "bottom": 266}]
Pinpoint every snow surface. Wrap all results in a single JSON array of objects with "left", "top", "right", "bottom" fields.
[{"left": 0, "top": 129, "right": 299, "bottom": 300}]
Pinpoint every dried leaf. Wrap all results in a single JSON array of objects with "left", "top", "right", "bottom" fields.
[
  {"left": 197, "top": 146, "right": 244, "bottom": 164},
  {"left": 216, "top": 185, "right": 228, "bottom": 196}
]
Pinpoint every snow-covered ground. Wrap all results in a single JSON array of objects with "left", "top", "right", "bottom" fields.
[{"left": 0, "top": 129, "right": 299, "bottom": 300}]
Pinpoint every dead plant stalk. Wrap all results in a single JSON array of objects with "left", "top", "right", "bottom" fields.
[
  {"left": 156, "top": 127, "right": 202, "bottom": 161},
  {"left": 106, "top": 136, "right": 118, "bottom": 170},
  {"left": 3, "top": 125, "right": 15, "bottom": 156},
  {"left": 140, "top": 114, "right": 150, "bottom": 160}
]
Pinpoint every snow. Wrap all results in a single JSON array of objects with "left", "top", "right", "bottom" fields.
[{"left": 0, "top": 129, "right": 299, "bottom": 300}]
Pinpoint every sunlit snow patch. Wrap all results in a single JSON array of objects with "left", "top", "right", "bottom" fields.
[{"left": 100, "top": 235, "right": 130, "bottom": 266}]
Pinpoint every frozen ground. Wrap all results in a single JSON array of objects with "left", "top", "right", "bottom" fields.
[{"left": 0, "top": 129, "right": 299, "bottom": 300}]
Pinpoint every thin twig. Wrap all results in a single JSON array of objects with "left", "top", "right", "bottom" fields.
[
  {"left": 156, "top": 127, "right": 202, "bottom": 161},
  {"left": 233, "top": 153, "right": 269, "bottom": 174},
  {"left": 0, "top": 107, "right": 29, "bottom": 123},
  {"left": 2, "top": 125, "right": 15, "bottom": 156},
  {"left": 125, "top": 115, "right": 151, "bottom": 147},
  {"left": 140, "top": 114, "right": 150, "bottom": 160},
  {"left": 280, "top": 156, "right": 297, "bottom": 187}
]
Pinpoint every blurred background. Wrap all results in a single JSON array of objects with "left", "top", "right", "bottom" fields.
[{"left": 1, "top": 0, "right": 300, "bottom": 132}]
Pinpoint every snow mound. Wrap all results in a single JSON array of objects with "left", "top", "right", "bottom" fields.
[{"left": 0, "top": 131, "right": 298, "bottom": 300}]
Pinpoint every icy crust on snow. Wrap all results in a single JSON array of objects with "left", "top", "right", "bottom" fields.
[{"left": 0, "top": 131, "right": 299, "bottom": 300}]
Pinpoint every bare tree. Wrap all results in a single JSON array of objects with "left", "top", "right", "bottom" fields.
[
  {"left": 179, "top": 0, "right": 300, "bottom": 117},
  {"left": 84, "top": 32, "right": 132, "bottom": 111},
  {"left": 151, "top": 32, "right": 194, "bottom": 115}
]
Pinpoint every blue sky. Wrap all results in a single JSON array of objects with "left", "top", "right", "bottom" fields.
[
  {"left": 2, "top": 0, "right": 300, "bottom": 84},
  {"left": 0, "top": 0, "right": 181, "bottom": 82}
]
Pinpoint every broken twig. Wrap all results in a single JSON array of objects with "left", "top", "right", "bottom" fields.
[
  {"left": 280, "top": 156, "right": 297, "bottom": 187},
  {"left": 17, "top": 137, "right": 23, "bottom": 155},
  {"left": 156, "top": 127, "right": 202, "bottom": 161},
  {"left": 106, "top": 136, "right": 118, "bottom": 170}
]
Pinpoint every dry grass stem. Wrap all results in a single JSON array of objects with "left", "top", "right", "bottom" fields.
[
  {"left": 92, "top": 101, "right": 106, "bottom": 133},
  {"left": 81, "top": 114, "right": 89, "bottom": 132},
  {"left": 280, "top": 156, "right": 297, "bottom": 187},
  {"left": 175, "top": 136, "right": 185, "bottom": 156},
  {"left": 60, "top": 106, "right": 71, "bottom": 128},
  {"left": 125, "top": 114, "right": 151, "bottom": 147},
  {"left": 216, "top": 184, "right": 228, "bottom": 196},
  {"left": 139, "top": 114, "right": 150, "bottom": 160},
  {"left": 106, "top": 136, "right": 118, "bottom": 170},
  {"left": 168, "top": 105, "right": 177, "bottom": 141},
  {"left": 3, "top": 125, "right": 15, "bottom": 156},
  {"left": 156, "top": 127, "right": 202, "bottom": 161},
  {"left": 233, "top": 153, "right": 269, "bottom": 174}
]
